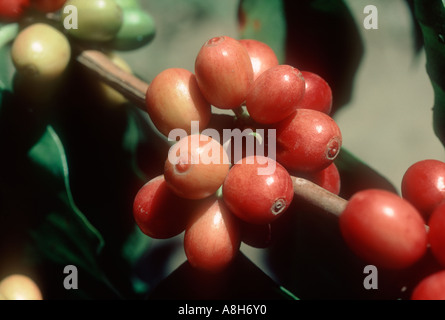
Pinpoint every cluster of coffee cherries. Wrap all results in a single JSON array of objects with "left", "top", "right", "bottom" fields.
[
  {"left": 3, "top": 0, "right": 155, "bottom": 106},
  {"left": 134, "top": 35, "right": 445, "bottom": 299},
  {"left": 133, "top": 35, "right": 343, "bottom": 274},
  {"left": 336, "top": 157, "right": 445, "bottom": 299},
  {"left": 397, "top": 159, "right": 445, "bottom": 299}
]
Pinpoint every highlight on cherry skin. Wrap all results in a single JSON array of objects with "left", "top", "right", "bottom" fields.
[
  {"left": 238, "top": 38, "right": 279, "bottom": 81},
  {"left": 222, "top": 155, "right": 294, "bottom": 225},
  {"left": 339, "top": 189, "right": 428, "bottom": 270},
  {"left": 401, "top": 159, "right": 445, "bottom": 222},
  {"left": 11, "top": 22, "right": 71, "bottom": 80},
  {"left": 275, "top": 108, "right": 342, "bottom": 173},
  {"left": 298, "top": 71, "right": 333, "bottom": 115},
  {"left": 145, "top": 68, "right": 212, "bottom": 137},
  {"left": 245, "top": 64, "right": 306, "bottom": 125},
  {"left": 132, "top": 175, "right": 199, "bottom": 239},
  {"left": 184, "top": 198, "right": 241, "bottom": 273},
  {"left": 194, "top": 35, "right": 254, "bottom": 109},
  {"left": 164, "top": 134, "right": 230, "bottom": 200}
]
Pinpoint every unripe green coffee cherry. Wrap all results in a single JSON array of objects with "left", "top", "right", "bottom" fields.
[
  {"left": 11, "top": 23, "right": 71, "bottom": 80},
  {"left": 62, "top": 0, "right": 123, "bottom": 42},
  {"left": 111, "top": 8, "right": 155, "bottom": 50}
]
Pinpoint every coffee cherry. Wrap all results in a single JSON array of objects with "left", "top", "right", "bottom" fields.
[
  {"left": 62, "top": 0, "right": 123, "bottom": 42},
  {"left": 245, "top": 64, "right": 305, "bottom": 124},
  {"left": 427, "top": 202, "right": 445, "bottom": 267},
  {"left": 11, "top": 23, "right": 71, "bottom": 80},
  {"left": 184, "top": 198, "right": 240, "bottom": 273},
  {"left": 411, "top": 270, "right": 445, "bottom": 300},
  {"left": 32, "top": 0, "right": 66, "bottom": 12},
  {"left": 195, "top": 35, "right": 254, "bottom": 109},
  {"left": 146, "top": 68, "right": 211, "bottom": 137},
  {"left": 0, "top": 0, "right": 30, "bottom": 21},
  {"left": 296, "top": 163, "right": 341, "bottom": 196},
  {"left": 164, "top": 134, "right": 230, "bottom": 199},
  {"left": 133, "top": 175, "right": 197, "bottom": 239},
  {"left": 339, "top": 189, "right": 428, "bottom": 270},
  {"left": 298, "top": 71, "right": 332, "bottom": 114},
  {"left": 275, "top": 108, "right": 342, "bottom": 173},
  {"left": 401, "top": 159, "right": 445, "bottom": 221},
  {"left": 0, "top": 274, "right": 43, "bottom": 300},
  {"left": 222, "top": 155, "right": 294, "bottom": 225},
  {"left": 239, "top": 39, "right": 279, "bottom": 81},
  {"left": 111, "top": 8, "right": 156, "bottom": 51}
]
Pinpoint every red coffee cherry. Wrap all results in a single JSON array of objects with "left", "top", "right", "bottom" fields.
[
  {"left": 339, "top": 189, "right": 428, "bottom": 270},
  {"left": 32, "top": 0, "right": 66, "bottom": 12},
  {"left": 275, "top": 108, "right": 342, "bottom": 173},
  {"left": 239, "top": 39, "right": 279, "bottom": 81},
  {"left": 184, "top": 198, "right": 241, "bottom": 273},
  {"left": 0, "top": 0, "right": 30, "bottom": 21},
  {"left": 411, "top": 270, "right": 445, "bottom": 300},
  {"left": 245, "top": 64, "right": 305, "bottom": 124},
  {"left": 401, "top": 159, "right": 445, "bottom": 221},
  {"left": 296, "top": 162, "right": 341, "bottom": 196},
  {"left": 222, "top": 155, "right": 294, "bottom": 225},
  {"left": 298, "top": 71, "right": 333, "bottom": 115},
  {"left": 164, "top": 134, "right": 230, "bottom": 199},
  {"left": 194, "top": 35, "right": 254, "bottom": 109},
  {"left": 133, "top": 175, "right": 196, "bottom": 239},
  {"left": 145, "top": 68, "right": 211, "bottom": 137},
  {"left": 427, "top": 201, "right": 445, "bottom": 267}
]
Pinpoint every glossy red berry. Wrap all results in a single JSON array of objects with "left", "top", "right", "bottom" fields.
[
  {"left": 339, "top": 189, "right": 428, "bottom": 270},
  {"left": 222, "top": 155, "right": 294, "bottom": 225},
  {"left": 195, "top": 35, "right": 254, "bottom": 109},
  {"left": 184, "top": 198, "right": 240, "bottom": 273},
  {"left": 427, "top": 201, "right": 445, "bottom": 267},
  {"left": 275, "top": 108, "right": 342, "bottom": 173},
  {"left": 298, "top": 71, "right": 332, "bottom": 114},
  {"left": 401, "top": 159, "right": 445, "bottom": 222},
  {"left": 239, "top": 39, "right": 279, "bottom": 81},
  {"left": 132, "top": 175, "right": 196, "bottom": 239},
  {"left": 411, "top": 270, "right": 445, "bottom": 300},
  {"left": 145, "top": 68, "right": 211, "bottom": 137},
  {"left": 245, "top": 64, "right": 305, "bottom": 124},
  {"left": 0, "top": 0, "right": 30, "bottom": 21},
  {"left": 164, "top": 134, "right": 230, "bottom": 200}
]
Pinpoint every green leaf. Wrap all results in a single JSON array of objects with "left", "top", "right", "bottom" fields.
[
  {"left": 413, "top": 0, "right": 445, "bottom": 147},
  {"left": 27, "top": 125, "right": 104, "bottom": 261},
  {"left": 238, "top": 0, "right": 287, "bottom": 63},
  {"left": 0, "top": 23, "right": 17, "bottom": 90}
]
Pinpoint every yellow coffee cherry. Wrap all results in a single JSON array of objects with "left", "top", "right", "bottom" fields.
[
  {"left": 11, "top": 23, "right": 71, "bottom": 80},
  {"left": 0, "top": 274, "right": 43, "bottom": 300}
]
